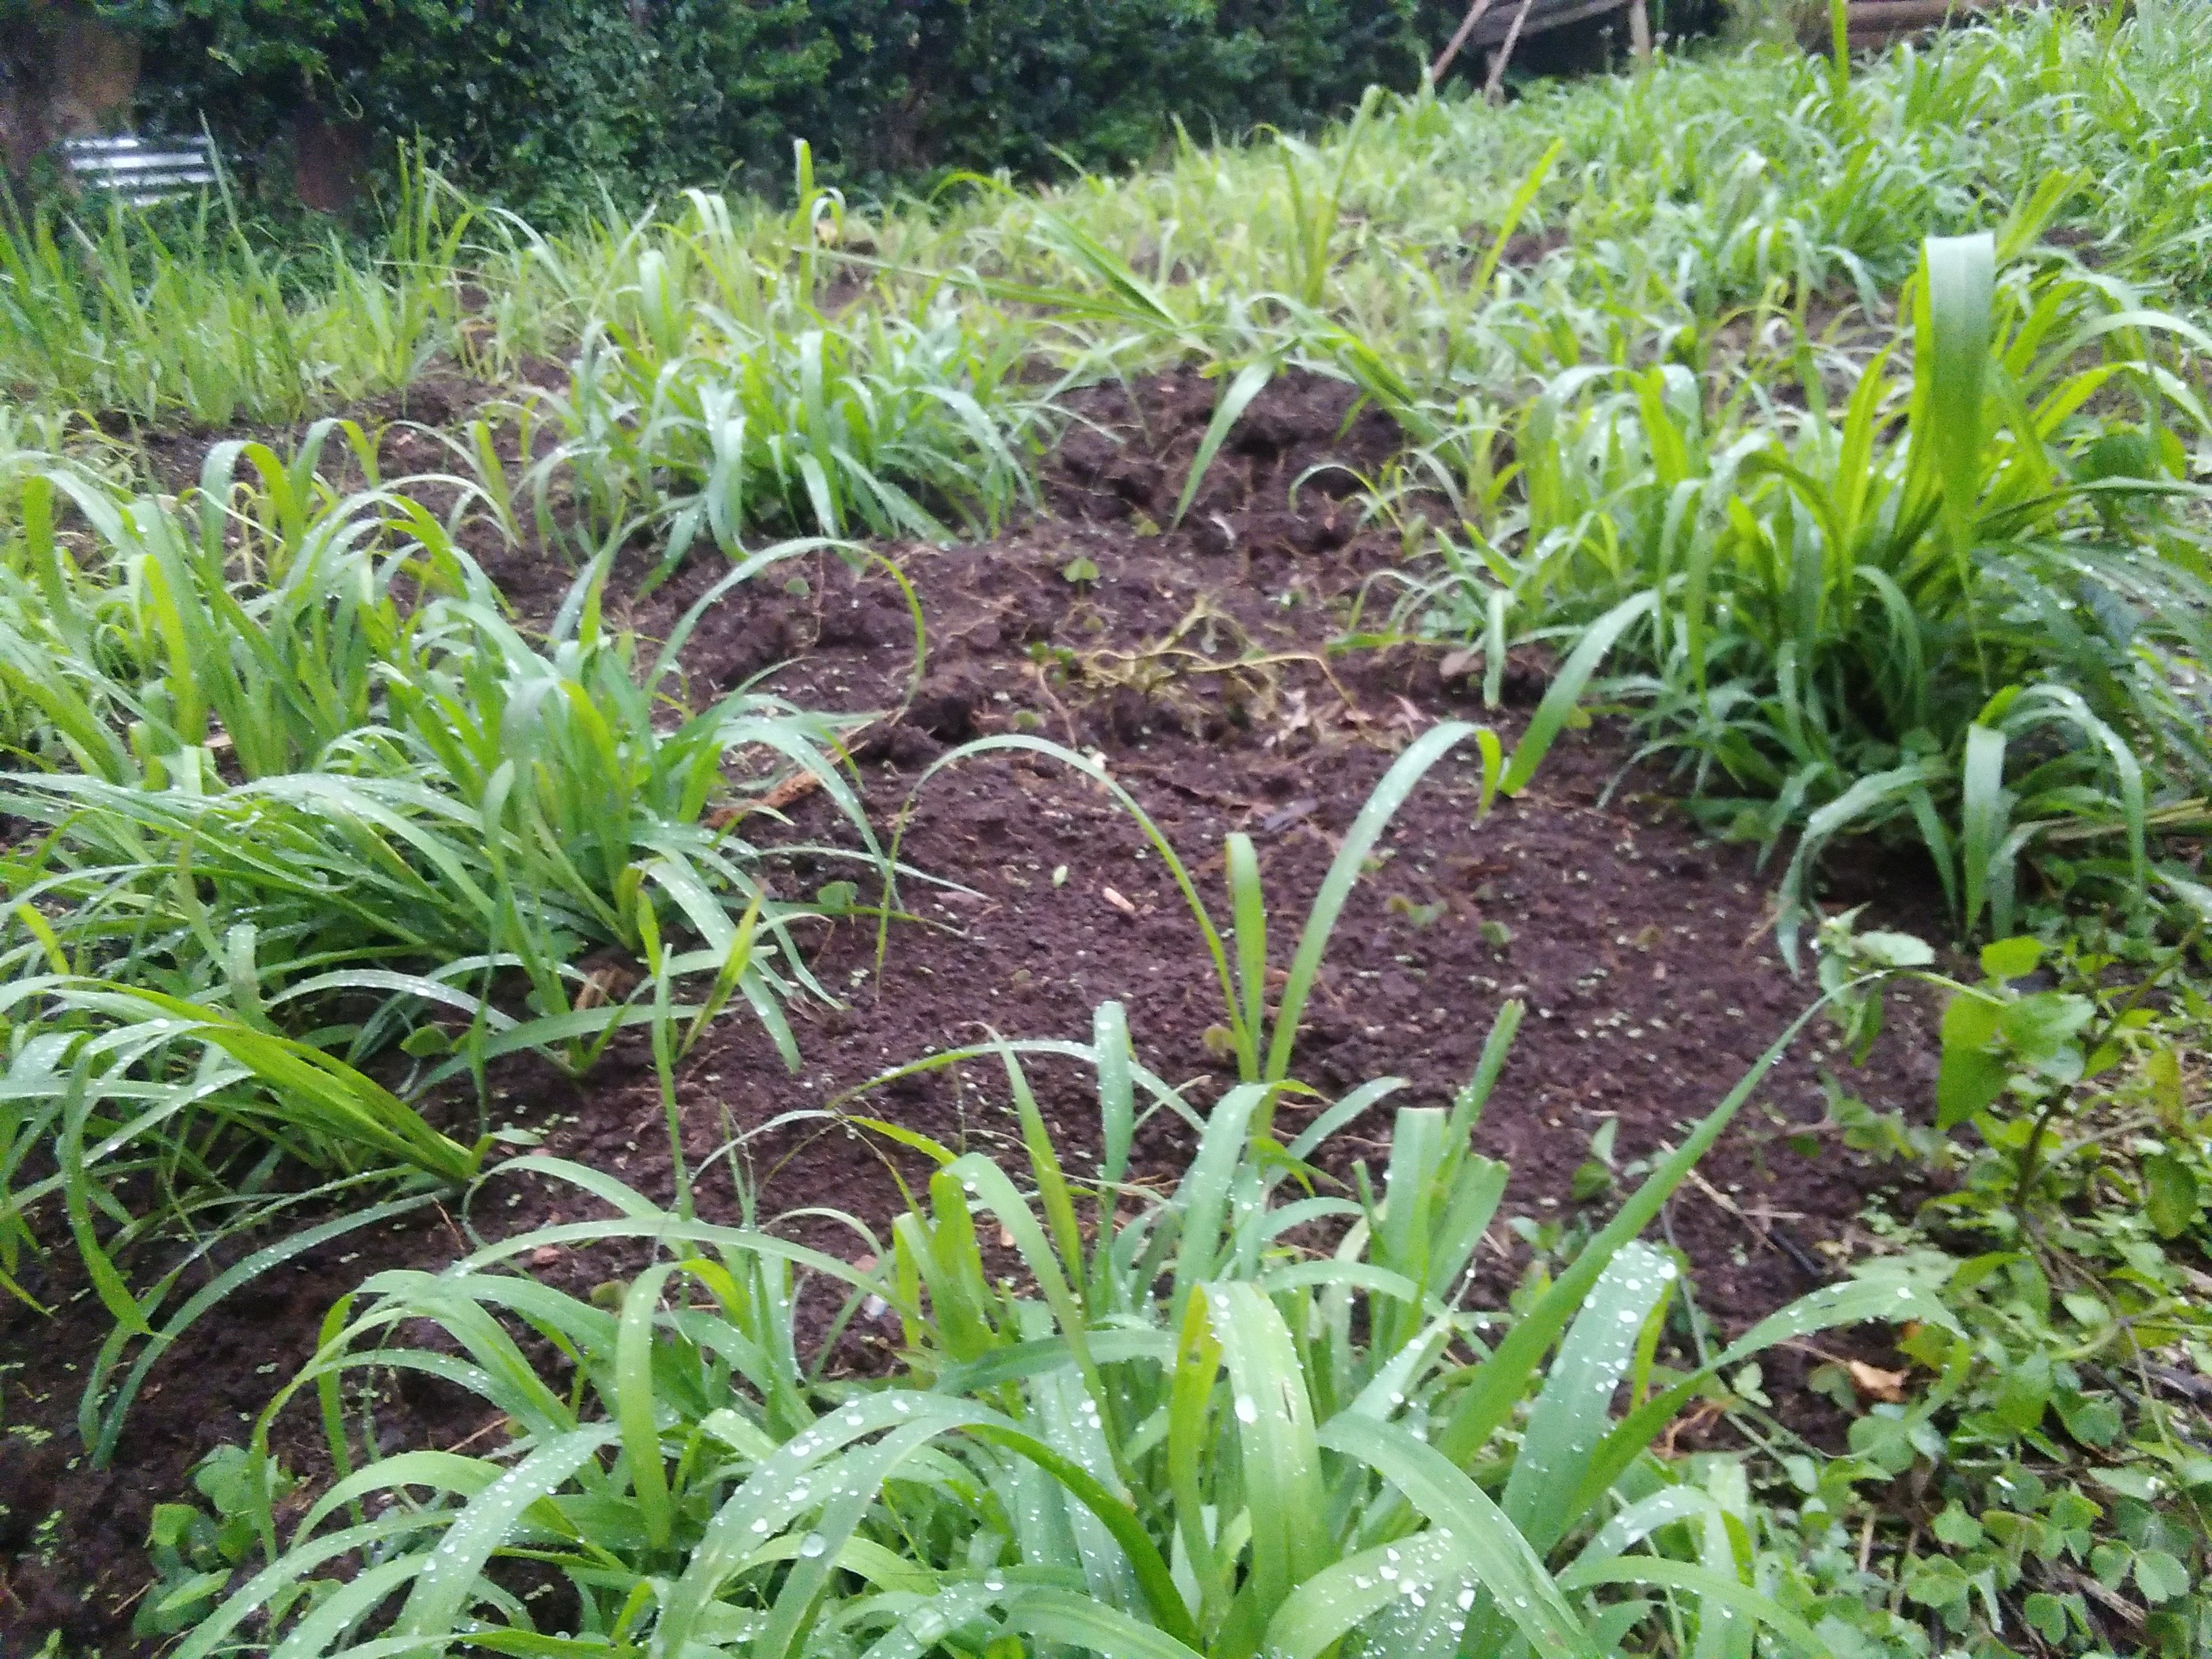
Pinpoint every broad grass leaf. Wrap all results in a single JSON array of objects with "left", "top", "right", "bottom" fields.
[
  {"left": 1313, "top": 1414, "right": 1599, "bottom": 1659},
  {"left": 1502, "top": 1242, "right": 1675, "bottom": 1556},
  {"left": 1173, "top": 359, "right": 1275, "bottom": 528},
  {"left": 1500, "top": 592, "right": 1656, "bottom": 798}
]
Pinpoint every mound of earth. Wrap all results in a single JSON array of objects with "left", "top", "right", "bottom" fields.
[{"left": 0, "top": 369, "right": 1946, "bottom": 1652}]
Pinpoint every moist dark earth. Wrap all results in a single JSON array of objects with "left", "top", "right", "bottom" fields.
[{"left": 0, "top": 369, "right": 1949, "bottom": 1651}]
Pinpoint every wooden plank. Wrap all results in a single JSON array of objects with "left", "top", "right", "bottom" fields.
[
  {"left": 61, "top": 134, "right": 215, "bottom": 203},
  {"left": 1847, "top": 0, "right": 2001, "bottom": 24},
  {"left": 1810, "top": 0, "right": 2094, "bottom": 49},
  {"left": 1468, "top": 0, "right": 1631, "bottom": 47}
]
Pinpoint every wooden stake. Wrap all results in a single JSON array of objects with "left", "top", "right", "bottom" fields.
[
  {"left": 1430, "top": 0, "right": 1502, "bottom": 84},
  {"left": 1483, "top": 0, "right": 1541, "bottom": 103},
  {"left": 1629, "top": 0, "right": 1652, "bottom": 59}
]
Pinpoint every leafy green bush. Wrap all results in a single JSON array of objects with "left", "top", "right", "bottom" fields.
[
  {"left": 0, "top": 438, "right": 879, "bottom": 1452},
  {"left": 514, "top": 180, "right": 1051, "bottom": 564},
  {"left": 1416, "top": 230, "right": 2212, "bottom": 948},
  {"left": 176, "top": 993, "right": 1944, "bottom": 1659},
  {"left": 99, "top": 0, "right": 1433, "bottom": 218},
  {"left": 136, "top": 1445, "right": 297, "bottom": 1639},
  {"left": 1744, "top": 914, "right": 2212, "bottom": 1656}
]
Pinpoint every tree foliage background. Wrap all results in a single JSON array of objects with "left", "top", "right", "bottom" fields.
[{"left": 90, "top": 0, "right": 1457, "bottom": 216}]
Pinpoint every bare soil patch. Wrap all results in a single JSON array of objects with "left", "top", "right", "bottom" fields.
[{"left": 1, "top": 369, "right": 1947, "bottom": 1652}]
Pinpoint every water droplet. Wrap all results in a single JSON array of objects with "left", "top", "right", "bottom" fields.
[
  {"left": 1234, "top": 1395, "right": 1258, "bottom": 1425},
  {"left": 797, "top": 1532, "right": 829, "bottom": 1559}
]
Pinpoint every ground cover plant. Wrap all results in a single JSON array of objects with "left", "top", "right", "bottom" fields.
[
  {"left": 1701, "top": 913, "right": 2212, "bottom": 1657},
  {"left": 2, "top": 3, "right": 2211, "bottom": 1657}
]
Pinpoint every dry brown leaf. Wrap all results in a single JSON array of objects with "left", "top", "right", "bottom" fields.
[
  {"left": 762, "top": 770, "right": 825, "bottom": 811},
  {"left": 705, "top": 771, "right": 826, "bottom": 831},
  {"left": 1845, "top": 1360, "right": 1909, "bottom": 1404},
  {"left": 1437, "top": 647, "right": 1482, "bottom": 682}
]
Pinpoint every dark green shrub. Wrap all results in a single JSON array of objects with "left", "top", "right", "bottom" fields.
[
  {"left": 96, "top": 0, "right": 840, "bottom": 220},
  {"left": 94, "top": 0, "right": 1432, "bottom": 218}
]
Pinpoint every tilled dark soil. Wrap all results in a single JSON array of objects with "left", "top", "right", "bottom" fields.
[{"left": 0, "top": 369, "right": 1948, "bottom": 1651}]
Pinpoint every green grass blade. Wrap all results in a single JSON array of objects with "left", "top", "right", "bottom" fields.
[
  {"left": 1559, "top": 1558, "right": 1824, "bottom": 1654},
  {"left": 392, "top": 1427, "right": 619, "bottom": 1639},
  {"left": 1960, "top": 721, "right": 2009, "bottom": 937},
  {"left": 1172, "top": 359, "right": 1275, "bottom": 529},
  {"left": 1500, "top": 1242, "right": 1675, "bottom": 1556},
  {"left": 1500, "top": 592, "right": 1656, "bottom": 797},
  {"left": 1211, "top": 1282, "right": 1331, "bottom": 1626},
  {"left": 1095, "top": 1001, "right": 1135, "bottom": 1189},
  {"left": 1264, "top": 720, "right": 1483, "bottom": 1084},
  {"left": 1226, "top": 832, "right": 1267, "bottom": 1080},
  {"left": 1918, "top": 232, "right": 1995, "bottom": 562},
  {"left": 615, "top": 1262, "right": 680, "bottom": 1548},
  {"left": 1470, "top": 138, "right": 1565, "bottom": 297},
  {"left": 1313, "top": 1414, "right": 1597, "bottom": 1659}
]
